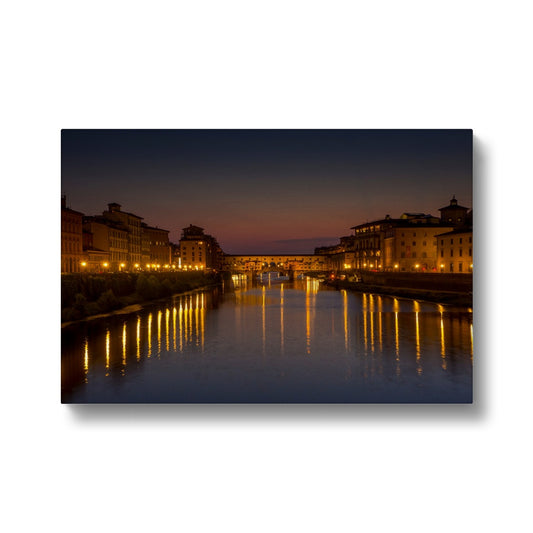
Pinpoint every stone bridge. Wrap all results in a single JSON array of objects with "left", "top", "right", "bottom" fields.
[{"left": 222, "top": 254, "right": 330, "bottom": 279}]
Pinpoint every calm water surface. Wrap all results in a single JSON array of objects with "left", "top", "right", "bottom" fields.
[{"left": 61, "top": 279, "right": 473, "bottom": 403}]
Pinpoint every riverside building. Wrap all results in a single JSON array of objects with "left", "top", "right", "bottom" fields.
[
  {"left": 102, "top": 203, "right": 143, "bottom": 268},
  {"left": 141, "top": 223, "right": 172, "bottom": 268},
  {"left": 61, "top": 196, "right": 84, "bottom": 273},
  {"left": 179, "top": 225, "right": 223, "bottom": 271}
]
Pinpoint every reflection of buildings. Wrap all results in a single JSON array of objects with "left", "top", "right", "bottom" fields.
[
  {"left": 61, "top": 196, "right": 84, "bottom": 273},
  {"left": 179, "top": 225, "right": 223, "bottom": 271}
]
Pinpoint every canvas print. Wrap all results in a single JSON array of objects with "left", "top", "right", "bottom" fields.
[{"left": 61, "top": 129, "right": 473, "bottom": 403}]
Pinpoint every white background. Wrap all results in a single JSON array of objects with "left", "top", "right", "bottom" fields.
[{"left": 1, "top": 1, "right": 531, "bottom": 532}]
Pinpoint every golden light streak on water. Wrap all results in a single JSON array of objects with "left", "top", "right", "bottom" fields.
[
  {"left": 165, "top": 308, "right": 170, "bottom": 352},
  {"left": 147, "top": 313, "right": 152, "bottom": 358},
  {"left": 122, "top": 322, "right": 127, "bottom": 367},
  {"left": 370, "top": 305, "right": 374, "bottom": 353},
  {"left": 172, "top": 307, "right": 177, "bottom": 352},
  {"left": 342, "top": 290, "right": 348, "bottom": 351},
  {"left": 105, "top": 329, "right": 110, "bottom": 372},
  {"left": 280, "top": 283, "right": 284, "bottom": 353},
  {"left": 440, "top": 315, "right": 447, "bottom": 370},
  {"left": 136, "top": 316, "right": 141, "bottom": 361},
  {"left": 200, "top": 304, "right": 205, "bottom": 353},
  {"left": 394, "top": 311, "right": 400, "bottom": 375},
  {"left": 306, "top": 287, "right": 311, "bottom": 355},
  {"left": 363, "top": 293, "right": 368, "bottom": 351},
  {"left": 179, "top": 303, "right": 183, "bottom": 352},
  {"left": 188, "top": 295, "right": 193, "bottom": 344},
  {"left": 157, "top": 310, "right": 162, "bottom": 357},
  {"left": 195, "top": 296, "right": 199, "bottom": 347},
  {"left": 377, "top": 296, "right": 383, "bottom": 352},
  {"left": 183, "top": 301, "right": 188, "bottom": 348},
  {"left": 84, "top": 337, "right": 89, "bottom": 381},
  {"left": 470, "top": 323, "right": 474, "bottom": 358},
  {"left": 393, "top": 297, "right": 399, "bottom": 313},
  {"left": 415, "top": 311, "right": 422, "bottom": 375},
  {"left": 262, "top": 285, "right": 266, "bottom": 355}
]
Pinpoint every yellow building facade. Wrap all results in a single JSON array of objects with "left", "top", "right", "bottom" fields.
[{"left": 436, "top": 229, "right": 473, "bottom": 273}]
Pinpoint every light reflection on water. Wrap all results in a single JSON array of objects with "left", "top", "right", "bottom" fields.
[{"left": 62, "top": 279, "right": 473, "bottom": 403}]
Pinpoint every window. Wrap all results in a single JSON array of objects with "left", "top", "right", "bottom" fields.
[
  {"left": 412, "top": 242, "right": 416, "bottom": 246},
  {"left": 459, "top": 238, "right": 463, "bottom": 244},
  {"left": 459, "top": 249, "right": 463, "bottom": 257},
  {"left": 451, "top": 250, "right": 454, "bottom": 257},
  {"left": 413, "top": 232, "right": 416, "bottom": 237},
  {"left": 422, "top": 241, "right": 426, "bottom": 246},
  {"left": 441, "top": 240, "right": 444, "bottom": 246},
  {"left": 451, "top": 239, "right": 454, "bottom": 245},
  {"left": 440, "top": 250, "right": 444, "bottom": 257},
  {"left": 450, "top": 263, "right": 454, "bottom": 273},
  {"left": 401, "top": 241, "right": 405, "bottom": 246},
  {"left": 458, "top": 263, "right": 463, "bottom": 272},
  {"left": 469, "top": 248, "right": 472, "bottom": 256}
]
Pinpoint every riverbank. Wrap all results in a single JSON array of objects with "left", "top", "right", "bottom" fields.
[
  {"left": 61, "top": 271, "right": 220, "bottom": 324},
  {"left": 323, "top": 279, "right": 472, "bottom": 307},
  {"left": 61, "top": 283, "right": 219, "bottom": 328}
]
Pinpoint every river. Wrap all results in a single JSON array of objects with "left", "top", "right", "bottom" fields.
[{"left": 61, "top": 278, "right": 473, "bottom": 403}]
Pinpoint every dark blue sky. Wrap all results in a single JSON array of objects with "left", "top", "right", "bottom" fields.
[{"left": 61, "top": 130, "right": 472, "bottom": 253}]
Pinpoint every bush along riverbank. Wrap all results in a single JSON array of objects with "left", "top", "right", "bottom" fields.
[
  {"left": 323, "top": 279, "right": 473, "bottom": 307},
  {"left": 61, "top": 271, "right": 220, "bottom": 323}
]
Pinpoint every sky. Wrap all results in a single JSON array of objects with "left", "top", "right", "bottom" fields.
[{"left": 61, "top": 130, "right": 472, "bottom": 254}]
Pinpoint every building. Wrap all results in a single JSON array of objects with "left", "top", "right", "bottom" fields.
[
  {"left": 83, "top": 216, "right": 129, "bottom": 271},
  {"left": 141, "top": 230, "right": 151, "bottom": 268},
  {"left": 61, "top": 196, "right": 84, "bottom": 273},
  {"left": 179, "top": 225, "right": 223, "bottom": 271},
  {"left": 82, "top": 227, "right": 110, "bottom": 272},
  {"left": 383, "top": 220, "right": 453, "bottom": 272},
  {"left": 438, "top": 195, "right": 470, "bottom": 226},
  {"left": 347, "top": 207, "right": 461, "bottom": 272},
  {"left": 102, "top": 203, "right": 143, "bottom": 268},
  {"left": 436, "top": 228, "right": 473, "bottom": 273},
  {"left": 141, "top": 223, "right": 171, "bottom": 267}
]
